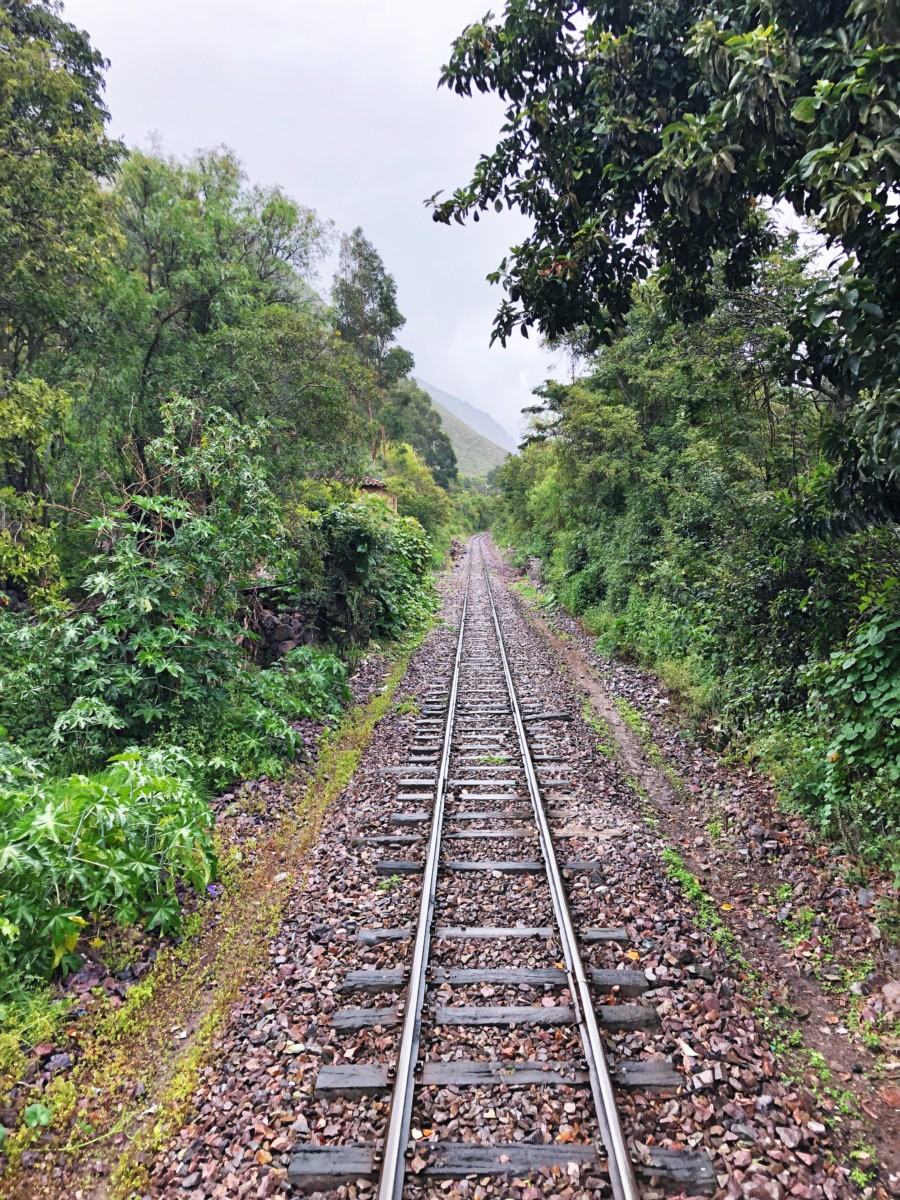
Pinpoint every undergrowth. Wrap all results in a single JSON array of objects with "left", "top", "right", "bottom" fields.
[{"left": 0, "top": 614, "right": 432, "bottom": 1193}]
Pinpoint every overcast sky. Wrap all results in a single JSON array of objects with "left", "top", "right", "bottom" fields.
[{"left": 63, "top": 0, "right": 564, "bottom": 441}]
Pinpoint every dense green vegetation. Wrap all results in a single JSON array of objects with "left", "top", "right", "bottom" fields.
[
  {"left": 436, "top": 0, "right": 900, "bottom": 530},
  {"left": 495, "top": 233, "right": 899, "bottom": 869},
  {"left": 440, "top": 0, "right": 899, "bottom": 868},
  {"left": 0, "top": 1, "right": 490, "bottom": 986}
]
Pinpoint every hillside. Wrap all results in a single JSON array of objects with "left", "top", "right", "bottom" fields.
[
  {"left": 415, "top": 378, "right": 518, "bottom": 453},
  {"left": 429, "top": 397, "right": 509, "bottom": 478}
]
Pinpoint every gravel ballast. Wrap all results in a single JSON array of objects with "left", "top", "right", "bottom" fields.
[{"left": 138, "top": 539, "right": 882, "bottom": 1200}]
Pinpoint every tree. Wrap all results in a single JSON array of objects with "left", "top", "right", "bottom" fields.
[
  {"left": 380, "top": 380, "right": 458, "bottom": 488},
  {"left": 0, "top": 1, "right": 124, "bottom": 593},
  {"left": 0, "top": 1, "right": 122, "bottom": 380},
  {"left": 0, "top": 0, "right": 122, "bottom": 497},
  {"left": 382, "top": 443, "right": 450, "bottom": 538},
  {"left": 104, "top": 150, "right": 330, "bottom": 431},
  {"left": 433, "top": 0, "right": 900, "bottom": 523},
  {"left": 197, "top": 306, "right": 369, "bottom": 482},
  {"left": 44, "top": 147, "right": 339, "bottom": 499},
  {"left": 332, "top": 228, "right": 415, "bottom": 456},
  {"left": 491, "top": 237, "right": 900, "bottom": 852}
]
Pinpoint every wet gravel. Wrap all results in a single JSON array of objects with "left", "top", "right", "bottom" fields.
[{"left": 144, "top": 539, "right": 866, "bottom": 1200}]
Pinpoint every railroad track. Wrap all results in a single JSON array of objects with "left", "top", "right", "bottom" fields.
[{"left": 290, "top": 538, "right": 716, "bottom": 1197}]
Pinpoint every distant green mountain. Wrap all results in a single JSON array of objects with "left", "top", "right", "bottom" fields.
[
  {"left": 429, "top": 398, "right": 509, "bottom": 479},
  {"left": 416, "top": 378, "right": 518, "bottom": 452}
]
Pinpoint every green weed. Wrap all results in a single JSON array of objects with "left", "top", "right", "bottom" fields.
[
  {"left": 580, "top": 701, "right": 617, "bottom": 758},
  {"left": 661, "top": 847, "right": 739, "bottom": 955},
  {"left": 614, "top": 696, "right": 647, "bottom": 738},
  {"left": 782, "top": 905, "right": 819, "bottom": 947},
  {"left": 377, "top": 873, "right": 404, "bottom": 892}
]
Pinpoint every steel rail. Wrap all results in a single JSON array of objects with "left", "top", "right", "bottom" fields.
[
  {"left": 479, "top": 543, "right": 641, "bottom": 1200},
  {"left": 376, "top": 540, "right": 476, "bottom": 1200}
]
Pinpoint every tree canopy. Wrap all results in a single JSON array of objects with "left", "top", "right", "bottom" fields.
[
  {"left": 433, "top": 0, "right": 900, "bottom": 522},
  {"left": 0, "top": 0, "right": 122, "bottom": 382},
  {"left": 0, "top": 8, "right": 479, "bottom": 606},
  {"left": 381, "top": 380, "right": 459, "bottom": 488},
  {"left": 495, "top": 232, "right": 899, "bottom": 860}
]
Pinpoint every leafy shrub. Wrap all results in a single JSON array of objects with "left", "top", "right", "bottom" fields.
[
  {"left": 800, "top": 587, "right": 900, "bottom": 854},
  {"left": 0, "top": 747, "right": 215, "bottom": 978},
  {"left": 0, "top": 400, "right": 282, "bottom": 744},
  {"left": 0, "top": 403, "right": 354, "bottom": 777},
  {"left": 171, "top": 646, "right": 349, "bottom": 787},
  {"left": 0, "top": 738, "right": 44, "bottom": 790}
]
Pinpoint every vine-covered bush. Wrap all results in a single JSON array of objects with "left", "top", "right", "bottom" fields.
[
  {"left": 314, "top": 500, "right": 435, "bottom": 651},
  {"left": 802, "top": 589, "right": 900, "bottom": 839}
]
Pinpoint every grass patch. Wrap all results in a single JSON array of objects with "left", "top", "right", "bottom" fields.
[
  {"left": 0, "top": 981, "right": 73, "bottom": 1150},
  {"left": 580, "top": 700, "right": 617, "bottom": 759},
  {"left": 510, "top": 578, "right": 553, "bottom": 609},
  {"left": 782, "top": 904, "right": 820, "bottom": 948},
  {"left": 613, "top": 696, "right": 686, "bottom": 794},
  {"left": 614, "top": 695, "right": 648, "bottom": 739},
  {"left": 661, "top": 847, "right": 739, "bottom": 956},
  {"left": 627, "top": 775, "right": 649, "bottom": 803}
]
